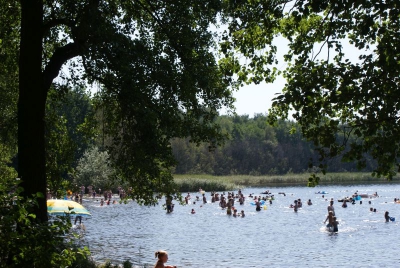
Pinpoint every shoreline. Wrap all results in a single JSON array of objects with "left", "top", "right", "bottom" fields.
[{"left": 173, "top": 172, "right": 400, "bottom": 192}]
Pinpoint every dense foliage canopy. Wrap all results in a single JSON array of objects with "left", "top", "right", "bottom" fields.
[
  {"left": 221, "top": 0, "right": 400, "bottom": 183},
  {"left": 4, "top": 0, "right": 239, "bottom": 221}
]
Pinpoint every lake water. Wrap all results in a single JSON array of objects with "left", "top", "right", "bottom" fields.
[{"left": 81, "top": 184, "right": 400, "bottom": 267}]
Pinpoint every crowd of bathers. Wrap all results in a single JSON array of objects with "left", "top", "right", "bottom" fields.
[
  {"left": 181, "top": 188, "right": 281, "bottom": 217},
  {"left": 178, "top": 188, "right": 394, "bottom": 233}
]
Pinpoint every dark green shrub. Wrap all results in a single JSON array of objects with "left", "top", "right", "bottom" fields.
[{"left": 0, "top": 177, "right": 90, "bottom": 268}]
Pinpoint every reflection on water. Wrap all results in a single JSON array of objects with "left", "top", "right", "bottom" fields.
[{"left": 82, "top": 184, "right": 400, "bottom": 267}]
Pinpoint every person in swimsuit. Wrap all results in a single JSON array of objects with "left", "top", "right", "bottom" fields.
[
  {"left": 332, "top": 216, "right": 339, "bottom": 232},
  {"left": 74, "top": 215, "right": 82, "bottom": 225},
  {"left": 293, "top": 200, "right": 298, "bottom": 212},
  {"left": 154, "top": 250, "right": 176, "bottom": 268},
  {"left": 385, "top": 211, "right": 390, "bottom": 222},
  {"left": 325, "top": 211, "right": 334, "bottom": 227},
  {"left": 166, "top": 196, "right": 173, "bottom": 213},
  {"left": 256, "top": 200, "right": 261, "bottom": 211},
  {"left": 327, "top": 201, "right": 335, "bottom": 216},
  {"left": 226, "top": 200, "right": 232, "bottom": 215}
]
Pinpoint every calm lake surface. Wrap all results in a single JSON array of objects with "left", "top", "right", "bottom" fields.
[{"left": 81, "top": 184, "right": 400, "bottom": 267}]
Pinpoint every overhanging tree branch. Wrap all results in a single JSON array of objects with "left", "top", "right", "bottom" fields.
[{"left": 42, "top": 42, "right": 81, "bottom": 93}]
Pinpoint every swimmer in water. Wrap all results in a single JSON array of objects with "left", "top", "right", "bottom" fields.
[
  {"left": 297, "top": 199, "right": 302, "bottom": 208},
  {"left": 154, "top": 250, "right": 176, "bottom": 268},
  {"left": 233, "top": 209, "right": 238, "bottom": 217},
  {"left": 191, "top": 209, "right": 195, "bottom": 214},
  {"left": 241, "top": 210, "right": 245, "bottom": 217},
  {"left": 307, "top": 199, "right": 312, "bottom": 205}
]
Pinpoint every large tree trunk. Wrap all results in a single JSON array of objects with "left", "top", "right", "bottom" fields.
[{"left": 18, "top": 0, "right": 48, "bottom": 222}]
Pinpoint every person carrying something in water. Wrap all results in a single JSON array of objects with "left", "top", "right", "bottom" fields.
[
  {"left": 324, "top": 211, "right": 334, "bottom": 228},
  {"left": 154, "top": 250, "right": 177, "bottom": 268}
]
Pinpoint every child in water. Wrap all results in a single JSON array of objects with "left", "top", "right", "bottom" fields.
[
  {"left": 332, "top": 216, "right": 339, "bottom": 232},
  {"left": 154, "top": 250, "right": 177, "bottom": 268}
]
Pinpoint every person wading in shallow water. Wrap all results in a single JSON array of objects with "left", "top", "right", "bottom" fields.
[
  {"left": 327, "top": 200, "right": 335, "bottom": 216},
  {"left": 256, "top": 199, "right": 261, "bottom": 212}
]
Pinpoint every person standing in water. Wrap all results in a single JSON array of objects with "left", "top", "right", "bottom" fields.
[
  {"left": 293, "top": 200, "right": 298, "bottom": 212},
  {"left": 255, "top": 199, "right": 261, "bottom": 212},
  {"left": 327, "top": 200, "right": 335, "bottom": 216},
  {"left": 332, "top": 216, "right": 339, "bottom": 232},
  {"left": 166, "top": 196, "right": 173, "bottom": 213},
  {"left": 154, "top": 250, "right": 177, "bottom": 268},
  {"left": 385, "top": 211, "right": 390, "bottom": 222},
  {"left": 226, "top": 199, "right": 232, "bottom": 215},
  {"left": 325, "top": 211, "right": 334, "bottom": 227}
]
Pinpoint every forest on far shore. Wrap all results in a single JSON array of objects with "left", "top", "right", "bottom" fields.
[{"left": 171, "top": 114, "right": 376, "bottom": 176}]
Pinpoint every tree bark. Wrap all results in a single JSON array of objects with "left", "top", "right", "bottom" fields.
[{"left": 18, "top": 0, "right": 48, "bottom": 222}]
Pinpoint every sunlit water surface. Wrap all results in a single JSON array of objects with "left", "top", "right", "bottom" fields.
[{"left": 81, "top": 184, "right": 400, "bottom": 267}]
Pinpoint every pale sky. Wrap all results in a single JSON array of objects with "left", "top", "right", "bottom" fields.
[
  {"left": 230, "top": 36, "right": 366, "bottom": 116},
  {"left": 229, "top": 37, "right": 289, "bottom": 116},
  {"left": 232, "top": 77, "right": 285, "bottom": 116}
]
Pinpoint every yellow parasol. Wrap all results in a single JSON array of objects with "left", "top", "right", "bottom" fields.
[{"left": 47, "top": 199, "right": 91, "bottom": 217}]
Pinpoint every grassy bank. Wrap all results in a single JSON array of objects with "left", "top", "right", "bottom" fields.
[{"left": 173, "top": 173, "right": 400, "bottom": 192}]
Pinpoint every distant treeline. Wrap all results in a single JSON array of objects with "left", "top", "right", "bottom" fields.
[{"left": 171, "top": 114, "right": 376, "bottom": 175}]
